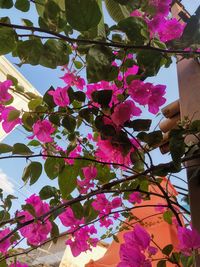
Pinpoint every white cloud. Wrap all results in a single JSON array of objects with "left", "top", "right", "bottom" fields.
[{"left": 0, "top": 169, "right": 14, "bottom": 194}]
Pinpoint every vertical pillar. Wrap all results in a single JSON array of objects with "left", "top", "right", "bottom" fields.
[{"left": 172, "top": 2, "right": 200, "bottom": 266}]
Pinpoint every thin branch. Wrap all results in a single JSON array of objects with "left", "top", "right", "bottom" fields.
[{"left": 0, "top": 22, "right": 200, "bottom": 55}]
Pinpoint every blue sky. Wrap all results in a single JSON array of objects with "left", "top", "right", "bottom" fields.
[{"left": 0, "top": 0, "right": 198, "bottom": 241}]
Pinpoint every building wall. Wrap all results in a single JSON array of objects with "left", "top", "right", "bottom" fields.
[{"left": 0, "top": 56, "right": 40, "bottom": 141}]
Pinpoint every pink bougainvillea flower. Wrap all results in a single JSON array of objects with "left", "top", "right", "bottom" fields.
[
  {"left": 124, "top": 224, "right": 151, "bottom": 251},
  {"left": 82, "top": 166, "right": 97, "bottom": 180},
  {"left": 18, "top": 194, "right": 52, "bottom": 246},
  {"left": 147, "top": 84, "right": 166, "bottom": 114},
  {"left": 178, "top": 226, "right": 200, "bottom": 255},
  {"left": 149, "top": 0, "right": 172, "bottom": 16},
  {"left": 96, "top": 137, "right": 139, "bottom": 167},
  {"left": 111, "top": 100, "right": 141, "bottom": 127},
  {"left": 158, "top": 18, "right": 185, "bottom": 43},
  {"left": 31, "top": 120, "right": 55, "bottom": 143},
  {"left": 78, "top": 166, "right": 97, "bottom": 194},
  {"left": 9, "top": 262, "right": 29, "bottom": 267},
  {"left": 0, "top": 228, "right": 11, "bottom": 255},
  {"left": 1, "top": 106, "right": 21, "bottom": 133},
  {"left": 66, "top": 226, "right": 98, "bottom": 257},
  {"left": 124, "top": 65, "right": 139, "bottom": 78},
  {"left": 118, "top": 244, "right": 150, "bottom": 267},
  {"left": 65, "top": 144, "right": 82, "bottom": 165},
  {"left": 61, "top": 70, "right": 85, "bottom": 90},
  {"left": 0, "top": 80, "right": 12, "bottom": 104},
  {"left": 129, "top": 192, "right": 142, "bottom": 204},
  {"left": 48, "top": 86, "right": 69, "bottom": 107},
  {"left": 129, "top": 80, "right": 151, "bottom": 106},
  {"left": 59, "top": 207, "right": 84, "bottom": 231}
]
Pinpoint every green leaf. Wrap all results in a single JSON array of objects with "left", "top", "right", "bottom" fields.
[
  {"left": 101, "top": 124, "right": 116, "bottom": 138},
  {"left": 16, "top": 39, "right": 43, "bottom": 65},
  {"left": 118, "top": 17, "right": 149, "bottom": 45},
  {"left": 169, "top": 129, "right": 185, "bottom": 169},
  {"left": 79, "top": 108, "right": 93, "bottom": 123},
  {"left": 113, "top": 0, "right": 129, "bottom": 4},
  {"left": 137, "top": 131, "right": 163, "bottom": 147},
  {"left": 7, "top": 109, "right": 20, "bottom": 122},
  {"left": 43, "top": 87, "right": 57, "bottom": 108},
  {"left": 74, "top": 61, "right": 83, "bottom": 69},
  {"left": 0, "top": 259, "right": 7, "bottom": 267},
  {"left": 28, "top": 97, "right": 43, "bottom": 110},
  {"left": 65, "top": 0, "right": 102, "bottom": 31},
  {"left": 84, "top": 199, "right": 98, "bottom": 223},
  {"left": 163, "top": 210, "right": 173, "bottom": 225},
  {"left": 157, "top": 260, "right": 166, "bottom": 267},
  {"left": 62, "top": 115, "right": 76, "bottom": 133},
  {"left": 0, "top": 143, "right": 13, "bottom": 154},
  {"left": 21, "top": 18, "right": 33, "bottom": 27},
  {"left": 0, "top": 28, "right": 17, "bottom": 55},
  {"left": 22, "top": 161, "right": 42, "bottom": 185},
  {"left": 15, "top": 0, "right": 30, "bottom": 12},
  {"left": 92, "top": 90, "right": 113, "bottom": 108},
  {"left": 28, "top": 140, "right": 41, "bottom": 147},
  {"left": 137, "top": 50, "right": 164, "bottom": 77},
  {"left": 0, "top": 0, "right": 13, "bottom": 8},
  {"left": 58, "top": 165, "right": 79, "bottom": 199},
  {"left": 105, "top": 0, "right": 130, "bottom": 23},
  {"left": 39, "top": 186, "right": 58, "bottom": 199},
  {"left": 124, "top": 119, "right": 151, "bottom": 131},
  {"left": 50, "top": 222, "right": 60, "bottom": 243},
  {"left": 12, "top": 143, "right": 33, "bottom": 155},
  {"left": 21, "top": 203, "right": 36, "bottom": 217},
  {"left": 86, "top": 45, "right": 117, "bottom": 83},
  {"left": 39, "top": 39, "right": 70, "bottom": 68},
  {"left": 44, "top": 157, "right": 65, "bottom": 180},
  {"left": 73, "top": 91, "right": 86, "bottom": 102},
  {"left": 162, "top": 244, "right": 173, "bottom": 256}
]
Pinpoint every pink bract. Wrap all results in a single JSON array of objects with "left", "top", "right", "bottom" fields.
[
  {"left": 111, "top": 100, "right": 141, "bottom": 127},
  {"left": 1, "top": 106, "right": 21, "bottom": 133},
  {"left": 129, "top": 192, "right": 142, "bottom": 204},
  {"left": 178, "top": 226, "right": 200, "bottom": 255},
  {"left": 59, "top": 207, "right": 84, "bottom": 231},
  {"left": 9, "top": 262, "right": 29, "bottom": 267},
  {"left": 48, "top": 86, "right": 69, "bottom": 107},
  {"left": 31, "top": 120, "right": 55, "bottom": 143},
  {"left": 61, "top": 70, "right": 85, "bottom": 90},
  {"left": 0, "top": 80, "right": 13, "bottom": 104},
  {"left": 18, "top": 195, "right": 52, "bottom": 246},
  {"left": 0, "top": 228, "right": 11, "bottom": 255}
]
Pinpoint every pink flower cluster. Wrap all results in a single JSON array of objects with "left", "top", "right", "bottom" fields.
[
  {"left": 77, "top": 166, "right": 97, "bottom": 194},
  {"left": 0, "top": 228, "right": 12, "bottom": 255},
  {"left": 96, "top": 137, "right": 139, "bottom": 167},
  {"left": 61, "top": 69, "right": 85, "bottom": 90},
  {"left": 111, "top": 100, "right": 141, "bottom": 127},
  {"left": 59, "top": 207, "right": 84, "bottom": 231},
  {"left": 92, "top": 194, "right": 122, "bottom": 227},
  {"left": 66, "top": 225, "right": 98, "bottom": 257},
  {"left": 131, "top": 0, "right": 185, "bottom": 43},
  {"left": 128, "top": 192, "right": 142, "bottom": 204},
  {"left": 18, "top": 194, "right": 52, "bottom": 246},
  {"left": 178, "top": 226, "right": 200, "bottom": 256},
  {"left": 9, "top": 262, "right": 29, "bottom": 267},
  {"left": 0, "top": 80, "right": 22, "bottom": 133},
  {"left": 59, "top": 207, "right": 98, "bottom": 257},
  {"left": 0, "top": 80, "right": 12, "bottom": 104},
  {"left": 118, "top": 224, "right": 158, "bottom": 267},
  {"left": 48, "top": 86, "right": 70, "bottom": 107},
  {"left": 30, "top": 119, "right": 55, "bottom": 143},
  {"left": 1, "top": 106, "right": 21, "bottom": 133},
  {"left": 129, "top": 80, "right": 166, "bottom": 114}
]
